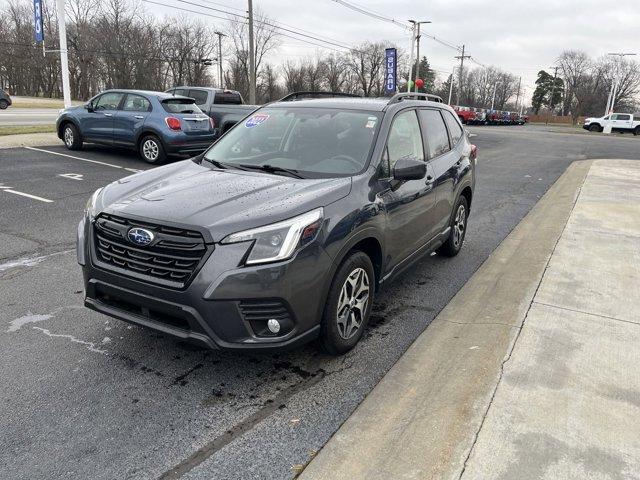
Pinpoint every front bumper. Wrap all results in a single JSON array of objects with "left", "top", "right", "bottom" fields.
[{"left": 78, "top": 216, "right": 332, "bottom": 351}]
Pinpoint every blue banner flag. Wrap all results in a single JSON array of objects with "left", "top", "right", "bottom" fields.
[
  {"left": 384, "top": 48, "right": 397, "bottom": 94},
  {"left": 34, "top": 0, "right": 44, "bottom": 42}
]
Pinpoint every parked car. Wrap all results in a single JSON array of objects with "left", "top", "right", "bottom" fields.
[
  {"left": 165, "top": 86, "right": 256, "bottom": 138},
  {"left": 78, "top": 92, "right": 476, "bottom": 354},
  {"left": 56, "top": 89, "right": 216, "bottom": 163},
  {"left": 0, "top": 89, "right": 12, "bottom": 109},
  {"left": 583, "top": 113, "right": 640, "bottom": 135},
  {"left": 453, "top": 105, "right": 476, "bottom": 124},
  {"left": 473, "top": 108, "right": 487, "bottom": 125}
]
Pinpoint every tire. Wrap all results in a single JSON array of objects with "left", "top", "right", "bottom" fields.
[
  {"left": 62, "top": 122, "right": 83, "bottom": 150},
  {"left": 437, "top": 196, "right": 469, "bottom": 257},
  {"left": 319, "top": 251, "right": 375, "bottom": 355},
  {"left": 588, "top": 124, "right": 601, "bottom": 132},
  {"left": 0, "top": 99, "right": 8, "bottom": 110},
  {"left": 634, "top": 126, "right": 640, "bottom": 136},
  {"left": 139, "top": 135, "right": 166, "bottom": 164}
]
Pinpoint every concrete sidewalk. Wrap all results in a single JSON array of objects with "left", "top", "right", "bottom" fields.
[{"left": 299, "top": 159, "right": 640, "bottom": 480}]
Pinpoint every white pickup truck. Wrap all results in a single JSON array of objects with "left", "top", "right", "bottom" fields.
[{"left": 583, "top": 113, "right": 640, "bottom": 135}]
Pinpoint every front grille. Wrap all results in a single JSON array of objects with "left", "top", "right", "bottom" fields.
[{"left": 93, "top": 213, "right": 209, "bottom": 288}]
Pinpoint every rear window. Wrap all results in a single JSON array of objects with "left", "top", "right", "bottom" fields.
[
  {"left": 213, "top": 91, "right": 243, "bottom": 105},
  {"left": 161, "top": 99, "right": 203, "bottom": 114}
]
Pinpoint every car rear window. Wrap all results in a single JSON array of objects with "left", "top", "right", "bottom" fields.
[
  {"left": 161, "top": 99, "right": 203, "bottom": 114},
  {"left": 213, "top": 91, "right": 243, "bottom": 105}
]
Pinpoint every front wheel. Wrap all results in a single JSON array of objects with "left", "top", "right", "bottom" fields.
[
  {"left": 139, "top": 135, "right": 166, "bottom": 164},
  {"left": 588, "top": 124, "right": 601, "bottom": 132},
  {"left": 437, "top": 196, "right": 469, "bottom": 257},
  {"left": 634, "top": 126, "right": 640, "bottom": 136},
  {"left": 62, "top": 123, "right": 83, "bottom": 150},
  {"left": 0, "top": 99, "right": 8, "bottom": 110},
  {"left": 319, "top": 251, "right": 374, "bottom": 355}
]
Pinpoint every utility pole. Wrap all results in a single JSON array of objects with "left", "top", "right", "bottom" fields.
[
  {"left": 407, "top": 20, "right": 416, "bottom": 92},
  {"left": 247, "top": 0, "right": 256, "bottom": 104},
  {"left": 412, "top": 20, "right": 430, "bottom": 93},
  {"left": 56, "top": 0, "right": 71, "bottom": 108},
  {"left": 515, "top": 76, "right": 522, "bottom": 112},
  {"left": 605, "top": 52, "right": 637, "bottom": 114},
  {"left": 214, "top": 31, "right": 226, "bottom": 88},
  {"left": 454, "top": 45, "right": 470, "bottom": 105},
  {"left": 546, "top": 65, "right": 559, "bottom": 125}
]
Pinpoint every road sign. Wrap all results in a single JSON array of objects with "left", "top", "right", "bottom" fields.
[
  {"left": 33, "top": 0, "right": 44, "bottom": 42},
  {"left": 385, "top": 48, "right": 397, "bottom": 94}
]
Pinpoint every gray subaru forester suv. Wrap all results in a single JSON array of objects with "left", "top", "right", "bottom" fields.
[{"left": 78, "top": 92, "right": 476, "bottom": 354}]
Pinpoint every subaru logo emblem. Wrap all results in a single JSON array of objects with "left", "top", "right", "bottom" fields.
[{"left": 127, "top": 227, "right": 154, "bottom": 246}]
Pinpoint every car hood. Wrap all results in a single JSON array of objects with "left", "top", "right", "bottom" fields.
[{"left": 98, "top": 159, "right": 352, "bottom": 241}]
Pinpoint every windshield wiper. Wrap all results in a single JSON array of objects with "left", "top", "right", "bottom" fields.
[
  {"left": 205, "top": 158, "right": 228, "bottom": 169},
  {"left": 237, "top": 164, "right": 304, "bottom": 179}
]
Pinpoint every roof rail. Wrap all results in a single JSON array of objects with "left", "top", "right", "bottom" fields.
[
  {"left": 387, "top": 92, "right": 444, "bottom": 105},
  {"left": 278, "top": 91, "right": 363, "bottom": 102}
]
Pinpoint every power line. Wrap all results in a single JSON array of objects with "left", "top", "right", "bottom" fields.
[{"left": 329, "top": 0, "right": 407, "bottom": 29}]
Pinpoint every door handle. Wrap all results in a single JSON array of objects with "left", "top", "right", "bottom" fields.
[
  {"left": 134, "top": 115, "right": 144, "bottom": 119},
  {"left": 425, "top": 175, "right": 434, "bottom": 185},
  {"left": 103, "top": 113, "right": 113, "bottom": 117}
]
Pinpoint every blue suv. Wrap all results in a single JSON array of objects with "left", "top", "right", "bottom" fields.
[{"left": 56, "top": 90, "right": 216, "bottom": 163}]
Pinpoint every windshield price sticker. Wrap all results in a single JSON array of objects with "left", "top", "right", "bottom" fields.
[{"left": 245, "top": 114, "right": 270, "bottom": 128}]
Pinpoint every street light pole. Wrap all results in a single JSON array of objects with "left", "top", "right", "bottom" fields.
[
  {"left": 447, "top": 65, "right": 455, "bottom": 105},
  {"left": 214, "top": 30, "right": 226, "bottom": 88},
  {"left": 247, "top": 0, "right": 256, "bottom": 104},
  {"left": 606, "top": 52, "right": 637, "bottom": 114},
  {"left": 55, "top": 0, "right": 71, "bottom": 107}
]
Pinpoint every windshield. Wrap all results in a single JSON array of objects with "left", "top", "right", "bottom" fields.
[{"left": 204, "top": 107, "right": 382, "bottom": 178}]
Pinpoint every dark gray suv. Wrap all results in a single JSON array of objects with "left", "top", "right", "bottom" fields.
[{"left": 78, "top": 92, "right": 476, "bottom": 354}]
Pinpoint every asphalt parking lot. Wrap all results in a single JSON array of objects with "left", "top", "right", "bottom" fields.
[{"left": 1, "top": 125, "right": 639, "bottom": 480}]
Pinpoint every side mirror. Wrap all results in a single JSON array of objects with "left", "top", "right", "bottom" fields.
[
  {"left": 85, "top": 103, "right": 94, "bottom": 112},
  {"left": 393, "top": 155, "right": 427, "bottom": 181}
]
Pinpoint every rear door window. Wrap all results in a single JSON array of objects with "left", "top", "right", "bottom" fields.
[
  {"left": 442, "top": 110, "right": 464, "bottom": 144},
  {"left": 122, "top": 94, "right": 151, "bottom": 112},
  {"left": 188, "top": 89, "right": 209, "bottom": 106},
  {"left": 418, "top": 109, "right": 451, "bottom": 159},
  {"left": 617, "top": 114, "right": 631, "bottom": 121}
]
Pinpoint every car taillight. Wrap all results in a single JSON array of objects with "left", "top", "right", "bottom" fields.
[
  {"left": 209, "top": 117, "right": 215, "bottom": 130},
  {"left": 165, "top": 117, "right": 181, "bottom": 131}
]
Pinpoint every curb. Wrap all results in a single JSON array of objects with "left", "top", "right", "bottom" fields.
[{"left": 298, "top": 160, "right": 593, "bottom": 480}]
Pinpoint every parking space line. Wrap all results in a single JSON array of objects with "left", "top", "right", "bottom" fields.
[
  {"left": 2, "top": 189, "right": 54, "bottom": 203},
  {"left": 25, "top": 146, "right": 129, "bottom": 170}
]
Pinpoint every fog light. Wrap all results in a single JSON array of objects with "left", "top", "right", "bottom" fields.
[{"left": 267, "top": 318, "right": 281, "bottom": 334}]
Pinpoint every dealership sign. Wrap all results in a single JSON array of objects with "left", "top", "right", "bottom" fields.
[
  {"left": 384, "top": 48, "right": 397, "bottom": 94},
  {"left": 33, "top": 0, "right": 44, "bottom": 42}
]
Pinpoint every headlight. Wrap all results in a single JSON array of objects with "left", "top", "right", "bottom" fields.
[
  {"left": 85, "top": 187, "right": 103, "bottom": 220},
  {"left": 221, "top": 208, "right": 323, "bottom": 265}
]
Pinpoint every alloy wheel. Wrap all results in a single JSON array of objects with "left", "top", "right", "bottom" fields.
[
  {"left": 143, "top": 139, "right": 159, "bottom": 161},
  {"left": 453, "top": 204, "right": 466, "bottom": 248},
  {"left": 336, "top": 267, "right": 370, "bottom": 340},
  {"left": 64, "top": 127, "right": 74, "bottom": 147}
]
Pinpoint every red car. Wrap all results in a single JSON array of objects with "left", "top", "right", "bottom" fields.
[{"left": 452, "top": 105, "right": 476, "bottom": 125}]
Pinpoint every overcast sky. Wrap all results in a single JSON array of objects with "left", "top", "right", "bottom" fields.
[
  {"left": 8, "top": 0, "right": 639, "bottom": 100},
  {"left": 147, "top": 0, "right": 640, "bottom": 100}
]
